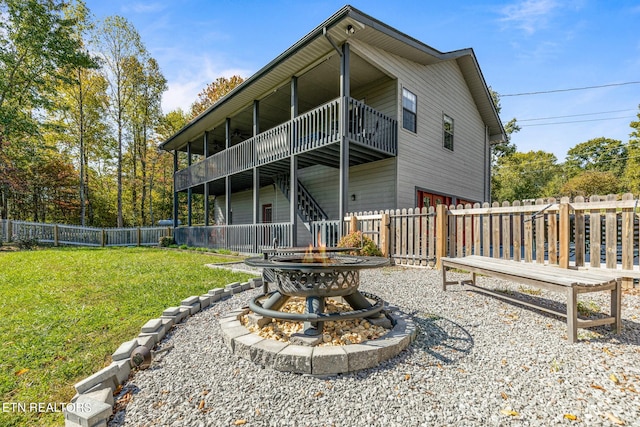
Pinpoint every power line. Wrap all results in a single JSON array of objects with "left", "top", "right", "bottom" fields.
[
  {"left": 519, "top": 109, "right": 637, "bottom": 122},
  {"left": 520, "top": 115, "right": 636, "bottom": 127},
  {"left": 501, "top": 81, "right": 640, "bottom": 97}
]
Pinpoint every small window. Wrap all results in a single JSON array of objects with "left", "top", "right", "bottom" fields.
[
  {"left": 402, "top": 88, "right": 417, "bottom": 132},
  {"left": 443, "top": 114, "right": 454, "bottom": 151}
]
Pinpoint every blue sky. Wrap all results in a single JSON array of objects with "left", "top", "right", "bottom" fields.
[{"left": 84, "top": 0, "right": 640, "bottom": 161}]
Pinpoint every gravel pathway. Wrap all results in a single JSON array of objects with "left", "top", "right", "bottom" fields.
[{"left": 110, "top": 266, "right": 640, "bottom": 427}]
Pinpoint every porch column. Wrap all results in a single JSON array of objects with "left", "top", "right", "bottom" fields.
[
  {"left": 187, "top": 141, "right": 192, "bottom": 227},
  {"left": 225, "top": 118, "right": 231, "bottom": 225},
  {"left": 173, "top": 150, "right": 179, "bottom": 228},
  {"left": 290, "top": 77, "right": 298, "bottom": 246},
  {"left": 204, "top": 131, "right": 210, "bottom": 226},
  {"left": 339, "top": 43, "right": 351, "bottom": 230},
  {"left": 253, "top": 100, "right": 260, "bottom": 226},
  {"left": 290, "top": 155, "right": 298, "bottom": 246}
]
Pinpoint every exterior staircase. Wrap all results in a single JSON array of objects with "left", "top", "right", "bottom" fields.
[{"left": 275, "top": 174, "right": 328, "bottom": 227}]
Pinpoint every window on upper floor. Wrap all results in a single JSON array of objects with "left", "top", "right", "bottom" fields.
[
  {"left": 443, "top": 114, "right": 454, "bottom": 151},
  {"left": 402, "top": 88, "right": 417, "bottom": 132}
]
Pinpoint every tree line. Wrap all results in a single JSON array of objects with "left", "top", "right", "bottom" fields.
[{"left": 0, "top": 0, "right": 242, "bottom": 227}]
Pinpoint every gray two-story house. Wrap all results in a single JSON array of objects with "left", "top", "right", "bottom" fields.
[{"left": 160, "top": 5, "right": 505, "bottom": 251}]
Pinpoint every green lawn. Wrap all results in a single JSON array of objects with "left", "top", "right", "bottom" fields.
[{"left": 0, "top": 247, "right": 256, "bottom": 427}]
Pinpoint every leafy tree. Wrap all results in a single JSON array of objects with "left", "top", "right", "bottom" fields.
[
  {"left": 488, "top": 87, "right": 519, "bottom": 162},
  {"left": 0, "top": 0, "right": 95, "bottom": 219},
  {"left": 94, "top": 15, "right": 146, "bottom": 226},
  {"left": 151, "top": 108, "right": 189, "bottom": 222},
  {"left": 50, "top": 67, "right": 111, "bottom": 225},
  {"left": 560, "top": 170, "right": 620, "bottom": 198},
  {"left": 125, "top": 56, "right": 167, "bottom": 225},
  {"left": 564, "top": 137, "right": 626, "bottom": 178},
  {"left": 492, "top": 150, "right": 559, "bottom": 201},
  {"left": 623, "top": 106, "right": 640, "bottom": 193},
  {"left": 189, "top": 75, "right": 244, "bottom": 119}
]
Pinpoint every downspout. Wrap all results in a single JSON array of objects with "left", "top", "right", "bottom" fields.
[{"left": 323, "top": 27, "right": 343, "bottom": 57}]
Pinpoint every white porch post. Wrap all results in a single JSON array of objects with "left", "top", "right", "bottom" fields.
[
  {"left": 339, "top": 42, "right": 350, "bottom": 232},
  {"left": 290, "top": 76, "right": 298, "bottom": 246}
]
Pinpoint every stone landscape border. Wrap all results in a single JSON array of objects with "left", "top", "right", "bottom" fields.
[
  {"left": 63, "top": 278, "right": 262, "bottom": 427},
  {"left": 220, "top": 307, "right": 417, "bottom": 375}
]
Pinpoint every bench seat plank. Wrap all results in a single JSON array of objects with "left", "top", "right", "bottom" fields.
[{"left": 441, "top": 255, "right": 622, "bottom": 343}]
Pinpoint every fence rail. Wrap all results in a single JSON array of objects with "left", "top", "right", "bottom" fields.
[
  {"left": 0, "top": 220, "right": 170, "bottom": 247},
  {"left": 173, "top": 222, "right": 292, "bottom": 254}
]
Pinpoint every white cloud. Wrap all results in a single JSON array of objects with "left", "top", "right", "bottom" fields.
[
  {"left": 124, "top": 2, "right": 167, "bottom": 14},
  {"left": 160, "top": 53, "right": 251, "bottom": 113},
  {"left": 499, "top": 0, "right": 559, "bottom": 34}
]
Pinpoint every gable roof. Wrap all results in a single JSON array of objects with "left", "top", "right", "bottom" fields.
[{"left": 160, "top": 5, "right": 505, "bottom": 151}]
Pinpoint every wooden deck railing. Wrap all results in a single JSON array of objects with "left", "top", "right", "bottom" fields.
[
  {"left": 174, "top": 97, "right": 397, "bottom": 192},
  {"left": 173, "top": 222, "right": 292, "bottom": 253}
]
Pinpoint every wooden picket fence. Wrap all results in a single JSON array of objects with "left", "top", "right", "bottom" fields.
[{"left": 323, "top": 194, "right": 640, "bottom": 287}]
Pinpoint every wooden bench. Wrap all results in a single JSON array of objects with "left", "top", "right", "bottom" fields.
[{"left": 441, "top": 255, "right": 622, "bottom": 343}]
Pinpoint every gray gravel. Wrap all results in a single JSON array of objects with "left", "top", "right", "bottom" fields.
[{"left": 110, "top": 266, "right": 640, "bottom": 427}]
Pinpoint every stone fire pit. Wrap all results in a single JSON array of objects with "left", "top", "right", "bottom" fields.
[{"left": 219, "top": 247, "right": 417, "bottom": 375}]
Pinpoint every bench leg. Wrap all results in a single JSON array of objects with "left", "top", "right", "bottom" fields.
[
  {"left": 611, "top": 279, "right": 622, "bottom": 334},
  {"left": 567, "top": 287, "right": 578, "bottom": 343},
  {"left": 441, "top": 264, "right": 449, "bottom": 291}
]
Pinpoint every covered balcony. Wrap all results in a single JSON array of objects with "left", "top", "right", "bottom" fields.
[{"left": 174, "top": 96, "right": 397, "bottom": 193}]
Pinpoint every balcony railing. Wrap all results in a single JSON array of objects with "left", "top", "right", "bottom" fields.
[{"left": 174, "top": 96, "right": 397, "bottom": 191}]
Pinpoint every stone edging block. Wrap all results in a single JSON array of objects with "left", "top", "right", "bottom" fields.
[{"left": 219, "top": 307, "right": 417, "bottom": 376}]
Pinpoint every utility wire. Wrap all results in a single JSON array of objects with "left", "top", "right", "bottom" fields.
[
  {"left": 501, "top": 81, "right": 640, "bottom": 97},
  {"left": 519, "top": 109, "right": 637, "bottom": 122},
  {"left": 520, "top": 115, "right": 636, "bottom": 127}
]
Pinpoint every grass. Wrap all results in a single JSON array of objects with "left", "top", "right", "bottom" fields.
[{"left": 0, "top": 246, "right": 255, "bottom": 427}]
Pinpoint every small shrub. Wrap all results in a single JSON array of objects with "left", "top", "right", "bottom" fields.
[
  {"left": 13, "top": 234, "right": 38, "bottom": 250},
  {"left": 179, "top": 244, "right": 188, "bottom": 250},
  {"left": 158, "top": 236, "right": 175, "bottom": 247},
  {"left": 337, "top": 231, "right": 383, "bottom": 257},
  {"left": 168, "top": 244, "right": 179, "bottom": 248}
]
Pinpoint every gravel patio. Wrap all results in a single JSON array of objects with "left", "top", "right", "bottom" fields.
[{"left": 110, "top": 266, "right": 640, "bottom": 426}]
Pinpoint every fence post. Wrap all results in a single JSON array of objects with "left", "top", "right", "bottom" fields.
[
  {"left": 7, "top": 219, "right": 12, "bottom": 242},
  {"left": 435, "top": 204, "right": 448, "bottom": 268},
  {"left": 380, "top": 212, "right": 389, "bottom": 257},
  {"left": 54, "top": 224, "right": 59, "bottom": 247},
  {"left": 101, "top": 229, "right": 106, "bottom": 247},
  {"left": 137, "top": 227, "right": 141, "bottom": 246},
  {"left": 349, "top": 215, "right": 358, "bottom": 234},
  {"left": 559, "top": 201, "right": 570, "bottom": 269}
]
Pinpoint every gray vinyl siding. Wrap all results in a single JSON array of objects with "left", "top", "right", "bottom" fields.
[
  {"left": 351, "top": 78, "right": 397, "bottom": 119},
  {"left": 298, "top": 158, "right": 396, "bottom": 218},
  {"left": 352, "top": 40, "right": 489, "bottom": 207},
  {"left": 214, "top": 184, "right": 290, "bottom": 225}
]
